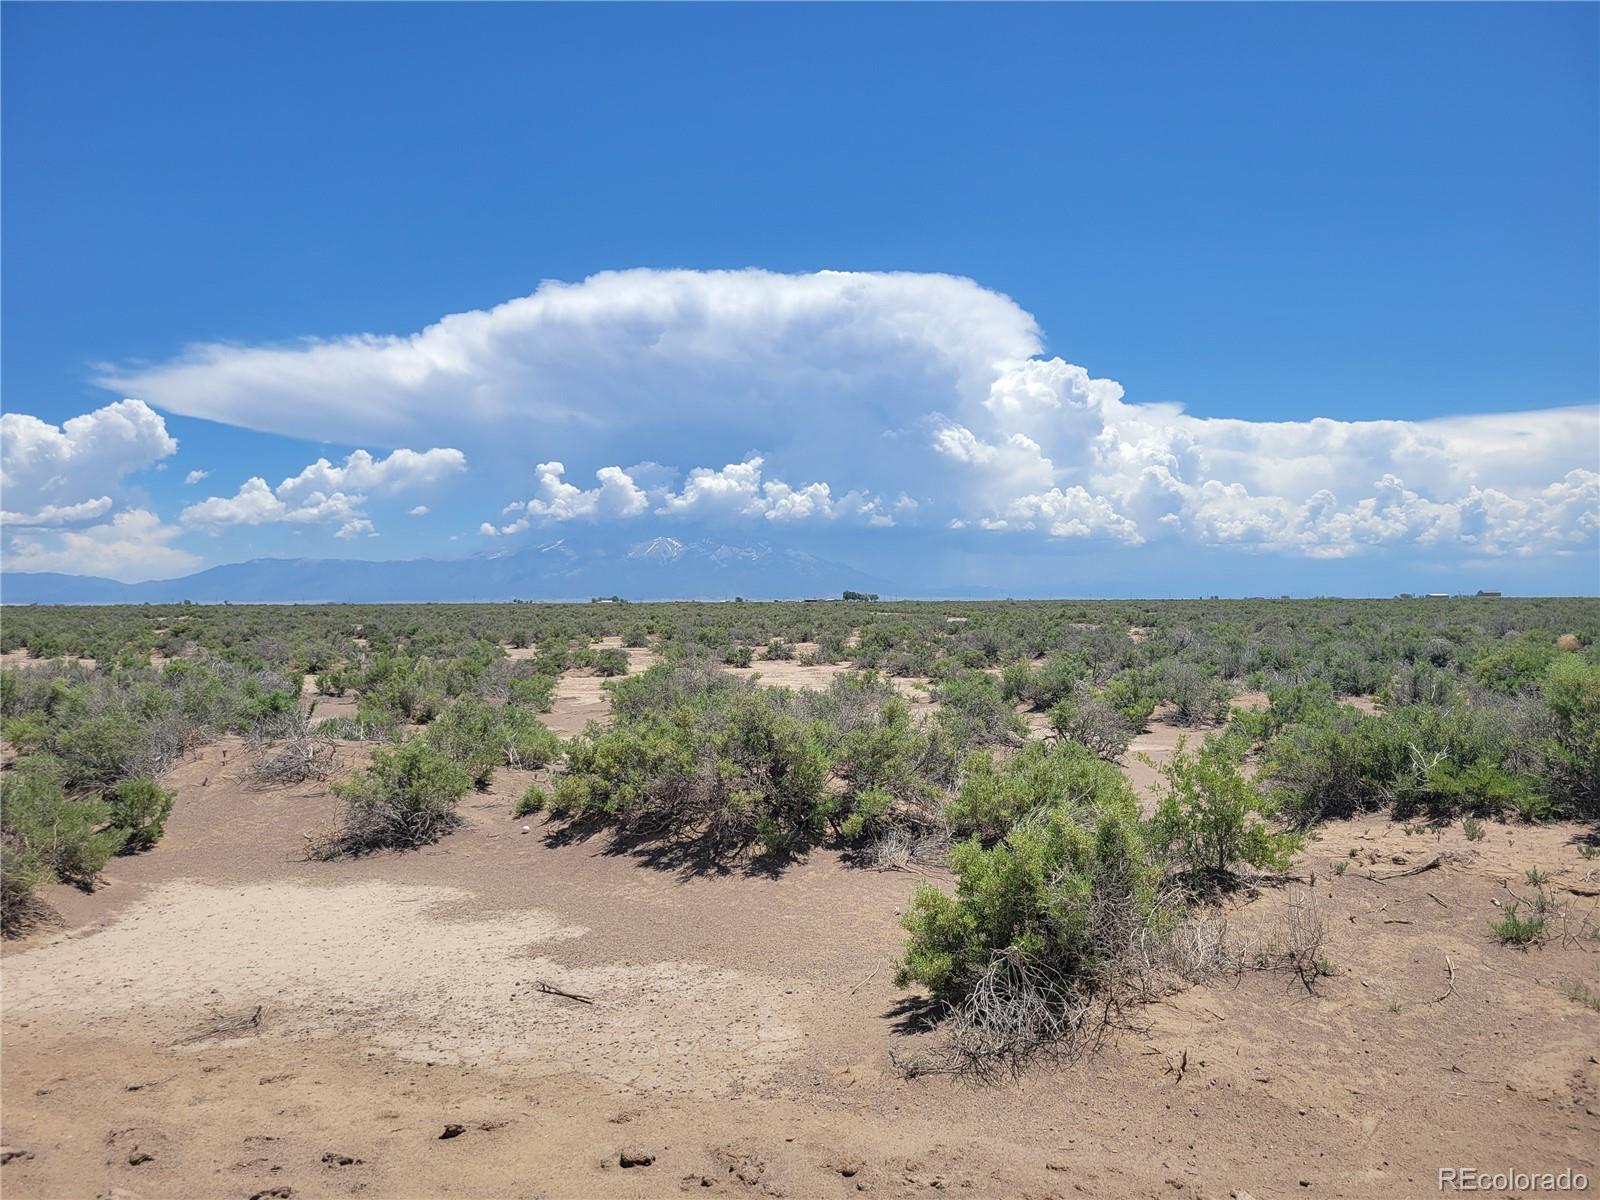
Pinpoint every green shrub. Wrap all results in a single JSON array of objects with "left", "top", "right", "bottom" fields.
[
  {"left": 1263, "top": 700, "right": 1548, "bottom": 825},
  {"left": 724, "top": 644, "right": 754, "bottom": 668},
  {"left": 1534, "top": 655, "right": 1599, "bottom": 815},
  {"left": 1472, "top": 635, "right": 1559, "bottom": 694},
  {"left": 552, "top": 675, "right": 827, "bottom": 856},
  {"left": 515, "top": 785, "right": 546, "bottom": 817},
  {"left": 361, "top": 658, "right": 445, "bottom": 723},
  {"left": 902, "top": 790, "right": 1164, "bottom": 1017},
  {"left": 1020, "top": 654, "right": 1085, "bottom": 711},
  {"left": 1162, "top": 663, "right": 1231, "bottom": 726},
  {"left": 1101, "top": 669, "right": 1159, "bottom": 731},
  {"left": 507, "top": 673, "right": 557, "bottom": 712},
  {"left": 829, "top": 692, "right": 954, "bottom": 805},
  {"left": 1047, "top": 690, "right": 1132, "bottom": 763},
  {"left": 314, "top": 667, "right": 350, "bottom": 697},
  {"left": 944, "top": 741, "right": 1137, "bottom": 843},
  {"left": 105, "top": 778, "right": 175, "bottom": 853},
  {"left": 594, "top": 647, "right": 630, "bottom": 677},
  {"left": 541, "top": 665, "right": 953, "bottom": 859},
  {"left": 325, "top": 739, "right": 472, "bottom": 853},
  {"left": 1490, "top": 902, "right": 1545, "bottom": 946},
  {"left": 422, "top": 697, "right": 561, "bottom": 787},
  {"left": 52, "top": 711, "right": 149, "bottom": 791},
  {"left": 1, "top": 757, "right": 125, "bottom": 908},
  {"left": 998, "top": 660, "right": 1034, "bottom": 704},
  {"left": 1, "top": 842, "right": 51, "bottom": 933},
  {"left": 1149, "top": 739, "right": 1299, "bottom": 882},
  {"left": 936, "top": 670, "right": 1023, "bottom": 748}
]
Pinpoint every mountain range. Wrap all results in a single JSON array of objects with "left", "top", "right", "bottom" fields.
[{"left": 0, "top": 535, "right": 894, "bottom": 604}]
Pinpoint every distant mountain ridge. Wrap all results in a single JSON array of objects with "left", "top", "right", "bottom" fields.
[{"left": 0, "top": 534, "right": 892, "bottom": 604}]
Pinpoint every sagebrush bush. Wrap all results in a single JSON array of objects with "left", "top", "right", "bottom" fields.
[
  {"left": 1048, "top": 689, "right": 1133, "bottom": 762},
  {"left": 1535, "top": 655, "right": 1599, "bottom": 815},
  {"left": 507, "top": 672, "right": 557, "bottom": 712},
  {"left": 1261, "top": 700, "right": 1562, "bottom": 825},
  {"left": 421, "top": 697, "right": 560, "bottom": 787},
  {"left": 106, "top": 778, "right": 175, "bottom": 853},
  {"left": 895, "top": 786, "right": 1181, "bottom": 1073},
  {"left": 944, "top": 741, "right": 1136, "bottom": 844},
  {"left": 554, "top": 680, "right": 830, "bottom": 856},
  {"left": 1162, "top": 662, "right": 1231, "bottom": 726},
  {"left": 594, "top": 647, "right": 630, "bottom": 676},
  {"left": 936, "top": 670, "right": 1023, "bottom": 749},
  {"left": 1149, "top": 739, "right": 1299, "bottom": 882},
  {"left": 1, "top": 756, "right": 128, "bottom": 929},
  {"left": 1019, "top": 654, "right": 1086, "bottom": 711},
  {"left": 324, "top": 739, "right": 471, "bottom": 854},
  {"left": 898, "top": 794, "right": 1156, "bottom": 999},
  {"left": 537, "top": 665, "right": 955, "bottom": 859}
]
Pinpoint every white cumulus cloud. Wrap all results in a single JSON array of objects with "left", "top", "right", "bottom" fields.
[
  {"left": 71, "top": 269, "right": 1599, "bottom": 565},
  {"left": 1, "top": 399, "right": 177, "bottom": 522},
  {"left": 486, "top": 455, "right": 887, "bottom": 533},
  {"left": 181, "top": 446, "right": 465, "bottom": 534},
  {"left": 5, "top": 509, "right": 199, "bottom": 582}
]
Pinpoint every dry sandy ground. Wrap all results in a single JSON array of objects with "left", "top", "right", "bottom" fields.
[
  {"left": 544, "top": 654, "right": 930, "bottom": 740},
  {"left": 0, "top": 649, "right": 97, "bottom": 671},
  {"left": 538, "top": 643, "right": 662, "bottom": 739},
  {"left": 3, "top": 728, "right": 1597, "bottom": 1200}
]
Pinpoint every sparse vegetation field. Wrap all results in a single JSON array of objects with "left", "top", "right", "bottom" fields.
[{"left": 2, "top": 596, "right": 1596, "bottom": 1197}]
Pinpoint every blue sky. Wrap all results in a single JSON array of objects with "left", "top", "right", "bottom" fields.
[{"left": 2, "top": 3, "right": 1596, "bottom": 595}]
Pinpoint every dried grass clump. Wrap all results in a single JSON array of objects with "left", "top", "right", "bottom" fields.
[
  {"left": 244, "top": 714, "right": 338, "bottom": 786},
  {"left": 1241, "top": 888, "right": 1333, "bottom": 993},
  {"left": 858, "top": 825, "right": 951, "bottom": 873}
]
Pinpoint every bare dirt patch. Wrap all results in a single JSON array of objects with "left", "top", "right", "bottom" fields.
[
  {"left": 543, "top": 672, "right": 616, "bottom": 738},
  {"left": 3, "top": 880, "right": 804, "bottom": 1094},
  {"left": 723, "top": 659, "right": 848, "bottom": 690},
  {"left": 0, "top": 649, "right": 95, "bottom": 671}
]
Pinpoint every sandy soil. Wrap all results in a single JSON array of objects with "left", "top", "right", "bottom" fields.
[
  {"left": 723, "top": 660, "right": 849, "bottom": 690},
  {"left": 3, "top": 732, "right": 1597, "bottom": 1199},
  {"left": 540, "top": 643, "right": 662, "bottom": 738},
  {"left": 544, "top": 658, "right": 934, "bottom": 740},
  {"left": 0, "top": 649, "right": 96, "bottom": 671},
  {"left": 300, "top": 674, "right": 359, "bottom": 722}
]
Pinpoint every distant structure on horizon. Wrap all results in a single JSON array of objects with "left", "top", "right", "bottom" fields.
[{"left": 1476, "top": 589, "right": 1503, "bottom": 597}]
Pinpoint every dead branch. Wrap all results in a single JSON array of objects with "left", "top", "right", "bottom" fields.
[
  {"left": 242, "top": 715, "right": 338, "bottom": 787},
  {"left": 849, "top": 963, "right": 883, "bottom": 995},
  {"left": 1364, "top": 851, "right": 1468, "bottom": 883},
  {"left": 1432, "top": 957, "right": 1457, "bottom": 1004},
  {"left": 536, "top": 980, "right": 594, "bottom": 1005}
]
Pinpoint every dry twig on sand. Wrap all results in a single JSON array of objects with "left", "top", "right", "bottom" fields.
[
  {"left": 1364, "top": 851, "right": 1469, "bottom": 883},
  {"left": 536, "top": 980, "right": 594, "bottom": 1005},
  {"left": 1432, "top": 957, "right": 1457, "bottom": 1004}
]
